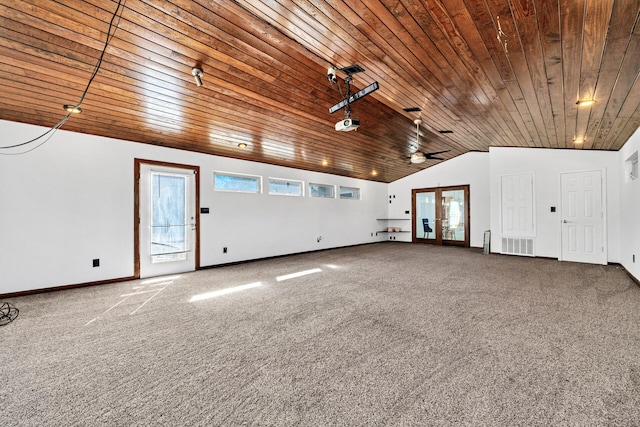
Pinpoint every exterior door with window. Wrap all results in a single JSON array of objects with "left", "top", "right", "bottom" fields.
[
  {"left": 412, "top": 185, "right": 470, "bottom": 247},
  {"left": 560, "top": 170, "right": 606, "bottom": 265},
  {"left": 137, "top": 161, "right": 199, "bottom": 278}
]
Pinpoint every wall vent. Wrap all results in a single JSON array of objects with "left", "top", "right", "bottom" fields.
[{"left": 501, "top": 237, "right": 534, "bottom": 256}]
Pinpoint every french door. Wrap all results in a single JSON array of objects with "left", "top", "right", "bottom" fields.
[
  {"left": 412, "top": 185, "right": 470, "bottom": 247},
  {"left": 135, "top": 160, "right": 200, "bottom": 278}
]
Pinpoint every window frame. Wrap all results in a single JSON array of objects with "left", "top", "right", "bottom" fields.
[
  {"left": 339, "top": 185, "right": 361, "bottom": 200},
  {"left": 268, "top": 177, "right": 304, "bottom": 197},
  {"left": 213, "top": 171, "right": 262, "bottom": 193},
  {"left": 309, "top": 182, "right": 336, "bottom": 198}
]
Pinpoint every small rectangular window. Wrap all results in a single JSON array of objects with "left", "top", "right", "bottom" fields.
[
  {"left": 309, "top": 183, "right": 335, "bottom": 198},
  {"left": 269, "top": 178, "right": 303, "bottom": 196},
  {"left": 214, "top": 172, "right": 261, "bottom": 193},
  {"left": 339, "top": 186, "right": 360, "bottom": 199}
]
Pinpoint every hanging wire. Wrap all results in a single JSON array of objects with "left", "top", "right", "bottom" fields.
[
  {"left": 0, "top": 0, "right": 126, "bottom": 155},
  {"left": 0, "top": 115, "right": 72, "bottom": 155},
  {"left": 0, "top": 302, "right": 19, "bottom": 326}
]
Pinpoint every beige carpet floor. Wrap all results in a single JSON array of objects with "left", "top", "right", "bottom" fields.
[{"left": 2, "top": 243, "right": 640, "bottom": 426}]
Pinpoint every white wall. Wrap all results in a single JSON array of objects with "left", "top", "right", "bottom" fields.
[
  {"left": 2, "top": 118, "right": 637, "bottom": 294},
  {"left": 0, "top": 120, "right": 387, "bottom": 294},
  {"left": 386, "top": 152, "right": 491, "bottom": 247},
  {"left": 489, "top": 147, "right": 620, "bottom": 262},
  {"left": 619, "top": 127, "right": 640, "bottom": 280}
]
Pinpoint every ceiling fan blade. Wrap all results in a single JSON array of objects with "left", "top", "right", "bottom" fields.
[
  {"left": 420, "top": 149, "right": 450, "bottom": 160},
  {"left": 424, "top": 149, "right": 450, "bottom": 156}
]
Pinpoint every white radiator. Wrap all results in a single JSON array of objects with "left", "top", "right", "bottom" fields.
[{"left": 501, "top": 237, "right": 534, "bottom": 256}]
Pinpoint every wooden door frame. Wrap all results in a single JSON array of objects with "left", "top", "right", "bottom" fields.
[
  {"left": 134, "top": 158, "right": 200, "bottom": 278},
  {"left": 411, "top": 185, "right": 470, "bottom": 247}
]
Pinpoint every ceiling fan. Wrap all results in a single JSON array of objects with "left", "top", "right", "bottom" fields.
[{"left": 409, "top": 119, "right": 450, "bottom": 164}]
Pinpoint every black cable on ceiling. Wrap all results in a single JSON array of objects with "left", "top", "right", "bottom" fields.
[{"left": 0, "top": 0, "right": 126, "bottom": 155}]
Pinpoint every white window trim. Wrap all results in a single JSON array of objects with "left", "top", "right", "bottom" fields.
[
  {"left": 268, "top": 177, "right": 305, "bottom": 196},
  {"left": 214, "top": 171, "right": 262, "bottom": 193},
  {"left": 339, "top": 185, "right": 361, "bottom": 200},
  {"left": 309, "top": 183, "right": 336, "bottom": 198}
]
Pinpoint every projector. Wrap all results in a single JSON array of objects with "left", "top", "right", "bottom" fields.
[{"left": 335, "top": 118, "right": 360, "bottom": 131}]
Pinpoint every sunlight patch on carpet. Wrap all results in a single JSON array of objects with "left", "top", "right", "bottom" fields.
[
  {"left": 189, "top": 282, "right": 263, "bottom": 302},
  {"left": 276, "top": 268, "right": 322, "bottom": 282},
  {"left": 141, "top": 275, "right": 182, "bottom": 285}
]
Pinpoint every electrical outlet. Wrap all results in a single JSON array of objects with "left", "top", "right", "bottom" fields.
[
  {"left": 93, "top": 259, "right": 100, "bottom": 267},
  {"left": 223, "top": 247, "right": 227, "bottom": 253}
]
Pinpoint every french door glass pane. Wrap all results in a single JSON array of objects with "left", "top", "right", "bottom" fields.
[
  {"left": 415, "top": 191, "right": 436, "bottom": 239},
  {"left": 441, "top": 189, "right": 465, "bottom": 242},
  {"left": 151, "top": 173, "right": 187, "bottom": 263}
]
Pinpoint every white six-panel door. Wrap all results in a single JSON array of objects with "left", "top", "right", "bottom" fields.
[{"left": 560, "top": 170, "right": 606, "bottom": 265}]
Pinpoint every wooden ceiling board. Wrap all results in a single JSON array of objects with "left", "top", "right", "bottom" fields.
[{"left": 1, "top": 0, "right": 640, "bottom": 182}]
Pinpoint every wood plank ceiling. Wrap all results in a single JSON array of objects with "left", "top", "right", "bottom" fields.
[{"left": 1, "top": 0, "right": 640, "bottom": 182}]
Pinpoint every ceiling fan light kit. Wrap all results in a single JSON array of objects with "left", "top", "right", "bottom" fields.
[
  {"left": 409, "top": 118, "right": 450, "bottom": 163},
  {"left": 410, "top": 152, "right": 426, "bottom": 163}
]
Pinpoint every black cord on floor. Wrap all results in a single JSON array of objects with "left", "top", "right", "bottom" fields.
[{"left": 0, "top": 302, "right": 19, "bottom": 326}]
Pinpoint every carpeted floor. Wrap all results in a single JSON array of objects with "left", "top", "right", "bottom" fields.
[{"left": 2, "top": 242, "right": 640, "bottom": 426}]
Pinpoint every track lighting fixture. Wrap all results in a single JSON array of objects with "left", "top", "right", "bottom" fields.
[{"left": 192, "top": 67, "right": 204, "bottom": 87}]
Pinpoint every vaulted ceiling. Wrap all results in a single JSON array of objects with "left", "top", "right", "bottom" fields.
[{"left": 1, "top": 0, "right": 639, "bottom": 182}]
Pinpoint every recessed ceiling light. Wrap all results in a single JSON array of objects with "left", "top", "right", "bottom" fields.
[
  {"left": 237, "top": 142, "right": 247, "bottom": 148},
  {"left": 371, "top": 170, "right": 378, "bottom": 176},
  {"left": 322, "top": 159, "right": 328, "bottom": 166},
  {"left": 63, "top": 104, "right": 82, "bottom": 113},
  {"left": 573, "top": 137, "right": 585, "bottom": 144},
  {"left": 576, "top": 99, "right": 595, "bottom": 107}
]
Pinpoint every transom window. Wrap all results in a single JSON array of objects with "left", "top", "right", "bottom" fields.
[
  {"left": 214, "top": 172, "right": 261, "bottom": 193},
  {"left": 269, "top": 178, "right": 304, "bottom": 196},
  {"left": 339, "top": 186, "right": 360, "bottom": 199},
  {"left": 309, "top": 183, "right": 335, "bottom": 198}
]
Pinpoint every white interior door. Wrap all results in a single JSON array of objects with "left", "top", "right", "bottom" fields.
[
  {"left": 139, "top": 164, "right": 197, "bottom": 278},
  {"left": 560, "top": 170, "right": 606, "bottom": 265}
]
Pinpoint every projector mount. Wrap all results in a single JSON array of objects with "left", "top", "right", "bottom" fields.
[{"left": 328, "top": 64, "right": 379, "bottom": 131}]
